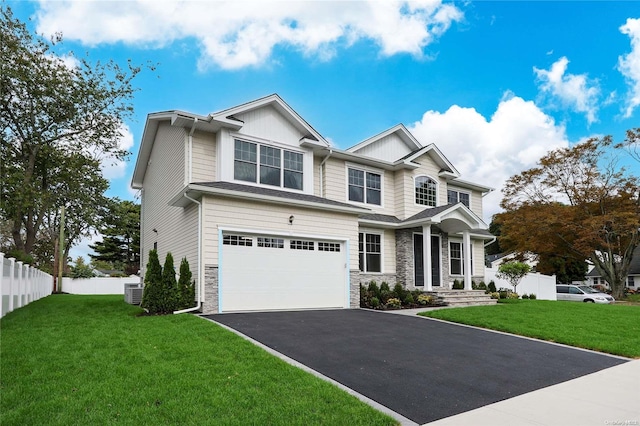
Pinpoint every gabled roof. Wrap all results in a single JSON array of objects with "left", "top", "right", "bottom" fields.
[
  {"left": 347, "top": 124, "right": 421, "bottom": 155},
  {"left": 587, "top": 246, "right": 640, "bottom": 276},
  {"left": 210, "top": 94, "right": 329, "bottom": 147}
]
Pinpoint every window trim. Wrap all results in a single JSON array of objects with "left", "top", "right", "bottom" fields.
[
  {"left": 359, "top": 231, "right": 383, "bottom": 273},
  {"left": 414, "top": 175, "right": 439, "bottom": 207},
  {"left": 346, "top": 164, "right": 384, "bottom": 207},
  {"left": 447, "top": 188, "right": 471, "bottom": 208},
  {"left": 233, "top": 138, "right": 304, "bottom": 191},
  {"left": 449, "top": 240, "right": 473, "bottom": 276}
]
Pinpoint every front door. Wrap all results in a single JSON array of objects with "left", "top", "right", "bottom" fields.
[{"left": 413, "top": 234, "right": 441, "bottom": 287}]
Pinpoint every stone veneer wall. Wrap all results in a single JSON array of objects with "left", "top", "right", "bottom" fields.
[
  {"left": 203, "top": 265, "right": 219, "bottom": 314},
  {"left": 395, "top": 227, "right": 420, "bottom": 288},
  {"left": 349, "top": 270, "right": 361, "bottom": 308}
]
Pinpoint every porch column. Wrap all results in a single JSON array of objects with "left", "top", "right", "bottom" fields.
[
  {"left": 422, "top": 224, "right": 432, "bottom": 291},
  {"left": 463, "top": 230, "right": 472, "bottom": 290}
]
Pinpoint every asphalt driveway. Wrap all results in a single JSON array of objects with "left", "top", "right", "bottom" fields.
[{"left": 205, "top": 309, "right": 627, "bottom": 424}]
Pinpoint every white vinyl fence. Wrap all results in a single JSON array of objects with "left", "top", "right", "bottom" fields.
[
  {"left": 1, "top": 252, "right": 53, "bottom": 318},
  {"left": 485, "top": 267, "right": 557, "bottom": 300},
  {"left": 61, "top": 276, "right": 140, "bottom": 295}
]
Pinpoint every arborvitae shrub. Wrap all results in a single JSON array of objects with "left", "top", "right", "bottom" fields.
[
  {"left": 161, "top": 252, "right": 179, "bottom": 313},
  {"left": 488, "top": 280, "right": 497, "bottom": 293},
  {"left": 141, "top": 249, "right": 163, "bottom": 314},
  {"left": 178, "top": 257, "right": 194, "bottom": 309}
]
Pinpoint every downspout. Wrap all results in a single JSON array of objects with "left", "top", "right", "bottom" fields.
[
  {"left": 173, "top": 190, "right": 202, "bottom": 314},
  {"left": 319, "top": 148, "right": 333, "bottom": 197}
]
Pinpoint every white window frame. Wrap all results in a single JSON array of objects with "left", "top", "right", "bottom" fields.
[
  {"left": 359, "top": 231, "right": 383, "bottom": 273},
  {"left": 415, "top": 175, "right": 439, "bottom": 207},
  {"left": 233, "top": 138, "right": 304, "bottom": 191},
  {"left": 447, "top": 188, "right": 471, "bottom": 208},
  {"left": 346, "top": 164, "right": 384, "bottom": 207},
  {"left": 449, "top": 240, "right": 473, "bottom": 276}
]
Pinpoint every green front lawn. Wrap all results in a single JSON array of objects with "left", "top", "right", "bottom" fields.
[
  {"left": 1, "top": 295, "right": 396, "bottom": 426},
  {"left": 420, "top": 300, "right": 640, "bottom": 358}
]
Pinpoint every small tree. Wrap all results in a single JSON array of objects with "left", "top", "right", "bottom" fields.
[
  {"left": 178, "top": 257, "right": 195, "bottom": 309},
  {"left": 141, "top": 249, "right": 162, "bottom": 314},
  {"left": 160, "top": 252, "right": 179, "bottom": 313},
  {"left": 496, "top": 261, "right": 531, "bottom": 294},
  {"left": 71, "top": 256, "right": 94, "bottom": 279}
]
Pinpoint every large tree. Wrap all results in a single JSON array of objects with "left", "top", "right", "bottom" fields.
[
  {"left": 499, "top": 132, "right": 639, "bottom": 299},
  {"left": 89, "top": 199, "right": 140, "bottom": 275},
  {"left": 0, "top": 6, "right": 144, "bottom": 262}
]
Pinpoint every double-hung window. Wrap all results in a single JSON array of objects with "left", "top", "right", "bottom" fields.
[
  {"left": 359, "top": 233, "right": 381, "bottom": 273},
  {"left": 348, "top": 168, "right": 381, "bottom": 205},
  {"left": 447, "top": 189, "right": 470, "bottom": 208},
  {"left": 415, "top": 176, "right": 437, "bottom": 206},
  {"left": 449, "top": 241, "right": 472, "bottom": 275},
  {"left": 234, "top": 139, "right": 303, "bottom": 190}
]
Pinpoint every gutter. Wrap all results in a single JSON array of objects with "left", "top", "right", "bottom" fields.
[
  {"left": 187, "top": 118, "right": 198, "bottom": 184},
  {"left": 173, "top": 191, "right": 202, "bottom": 314}
]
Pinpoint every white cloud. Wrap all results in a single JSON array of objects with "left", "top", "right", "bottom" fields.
[
  {"left": 408, "top": 94, "right": 569, "bottom": 222},
  {"left": 34, "top": 0, "right": 463, "bottom": 70},
  {"left": 618, "top": 17, "right": 640, "bottom": 118},
  {"left": 99, "top": 124, "right": 134, "bottom": 180},
  {"left": 533, "top": 57, "right": 600, "bottom": 124}
]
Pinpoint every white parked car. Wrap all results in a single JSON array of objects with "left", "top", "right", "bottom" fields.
[{"left": 556, "top": 284, "right": 615, "bottom": 304}]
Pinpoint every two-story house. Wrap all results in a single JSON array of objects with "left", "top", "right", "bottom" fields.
[{"left": 131, "top": 94, "right": 494, "bottom": 314}]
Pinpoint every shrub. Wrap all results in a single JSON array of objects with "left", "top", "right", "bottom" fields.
[
  {"left": 160, "top": 252, "right": 180, "bottom": 313},
  {"left": 507, "top": 292, "right": 519, "bottom": 299},
  {"left": 403, "top": 293, "right": 414, "bottom": 305},
  {"left": 386, "top": 298, "right": 401, "bottom": 309},
  {"left": 521, "top": 293, "right": 530, "bottom": 299},
  {"left": 367, "top": 281, "right": 381, "bottom": 300},
  {"left": 141, "top": 249, "right": 163, "bottom": 313},
  {"left": 452, "top": 279, "right": 464, "bottom": 290},
  {"left": 418, "top": 294, "right": 434, "bottom": 305},
  {"left": 392, "top": 283, "right": 407, "bottom": 300},
  {"left": 488, "top": 280, "right": 497, "bottom": 293},
  {"left": 489, "top": 292, "right": 500, "bottom": 299},
  {"left": 370, "top": 297, "right": 380, "bottom": 308},
  {"left": 529, "top": 293, "right": 537, "bottom": 300},
  {"left": 178, "top": 257, "right": 194, "bottom": 309},
  {"left": 380, "top": 282, "right": 391, "bottom": 293}
]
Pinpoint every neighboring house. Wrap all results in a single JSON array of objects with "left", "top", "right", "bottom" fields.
[
  {"left": 485, "top": 252, "right": 537, "bottom": 269},
  {"left": 131, "top": 94, "right": 494, "bottom": 314},
  {"left": 586, "top": 246, "right": 640, "bottom": 290}
]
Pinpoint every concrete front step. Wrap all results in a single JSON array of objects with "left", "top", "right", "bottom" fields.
[{"left": 426, "top": 290, "right": 497, "bottom": 307}]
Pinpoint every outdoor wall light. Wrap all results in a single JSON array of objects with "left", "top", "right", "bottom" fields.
[
  {"left": 152, "top": 228, "right": 158, "bottom": 233},
  {"left": 288, "top": 215, "right": 294, "bottom": 225}
]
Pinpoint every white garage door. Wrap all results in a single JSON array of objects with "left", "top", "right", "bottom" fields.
[{"left": 220, "top": 233, "right": 348, "bottom": 312}]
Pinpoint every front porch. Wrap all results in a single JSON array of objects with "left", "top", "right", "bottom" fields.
[{"left": 426, "top": 289, "right": 497, "bottom": 307}]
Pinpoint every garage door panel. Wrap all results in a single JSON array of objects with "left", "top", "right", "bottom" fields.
[{"left": 221, "top": 236, "right": 347, "bottom": 312}]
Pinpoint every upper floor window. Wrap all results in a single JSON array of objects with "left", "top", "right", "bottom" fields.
[
  {"left": 234, "top": 139, "right": 303, "bottom": 190},
  {"left": 448, "top": 189, "right": 470, "bottom": 208},
  {"left": 415, "top": 176, "right": 437, "bottom": 206},
  {"left": 348, "top": 168, "right": 381, "bottom": 205}
]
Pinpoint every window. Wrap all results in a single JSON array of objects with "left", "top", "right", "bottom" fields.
[
  {"left": 359, "top": 233, "right": 381, "bottom": 272},
  {"left": 223, "top": 235, "right": 253, "bottom": 246},
  {"left": 234, "top": 139, "right": 303, "bottom": 190},
  {"left": 290, "top": 240, "right": 314, "bottom": 250},
  {"left": 415, "top": 176, "right": 437, "bottom": 206},
  {"left": 257, "top": 237, "right": 284, "bottom": 248},
  {"left": 348, "top": 168, "right": 381, "bottom": 205},
  {"left": 447, "top": 189, "right": 470, "bottom": 208},
  {"left": 628, "top": 276, "right": 635, "bottom": 287},
  {"left": 318, "top": 242, "right": 341, "bottom": 252},
  {"left": 449, "top": 241, "right": 472, "bottom": 275}
]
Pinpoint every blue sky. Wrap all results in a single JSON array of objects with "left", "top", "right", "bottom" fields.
[{"left": 9, "top": 1, "right": 640, "bottom": 260}]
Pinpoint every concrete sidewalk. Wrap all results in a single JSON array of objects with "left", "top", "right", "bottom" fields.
[{"left": 426, "top": 359, "right": 640, "bottom": 426}]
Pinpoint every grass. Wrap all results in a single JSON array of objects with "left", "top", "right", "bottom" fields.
[
  {"left": 1, "top": 295, "right": 396, "bottom": 426},
  {"left": 420, "top": 299, "right": 640, "bottom": 358}
]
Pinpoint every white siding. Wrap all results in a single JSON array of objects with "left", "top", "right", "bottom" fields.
[
  {"left": 191, "top": 130, "right": 216, "bottom": 182},
  {"left": 202, "top": 196, "right": 359, "bottom": 269},
  {"left": 447, "top": 184, "right": 484, "bottom": 218},
  {"left": 140, "top": 122, "right": 198, "bottom": 279},
  {"left": 352, "top": 133, "right": 413, "bottom": 161},
  {"left": 234, "top": 105, "right": 305, "bottom": 146},
  {"left": 402, "top": 153, "right": 445, "bottom": 220}
]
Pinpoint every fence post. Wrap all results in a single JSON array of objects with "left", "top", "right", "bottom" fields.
[
  {"left": 8, "top": 257, "right": 15, "bottom": 314},
  {"left": 24, "top": 264, "right": 31, "bottom": 304},
  {"left": 0, "top": 253, "right": 4, "bottom": 318},
  {"left": 16, "top": 261, "right": 24, "bottom": 309}
]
